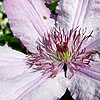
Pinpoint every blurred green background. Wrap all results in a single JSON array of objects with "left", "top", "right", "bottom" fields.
[
  {"left": 0, "top": 0, "right": 23, "bottom": 52},
  {"left": 0, "top": 0, "right": 74, "bottom": 100}
]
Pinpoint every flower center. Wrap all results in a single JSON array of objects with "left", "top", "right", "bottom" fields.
[
  {"left": 56, "top": 42, "right": 69, "bottom": 61},
  {"left": 26, "top": 27, "right": 99, "bottom": 78}
]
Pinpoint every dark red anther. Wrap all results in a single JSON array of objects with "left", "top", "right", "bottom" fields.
[
  {"left": 63, "top": 42, "right": 68, "bottom": 51},
  {"left": 56, "top": 44, "right": 64, "bottom": 53}
]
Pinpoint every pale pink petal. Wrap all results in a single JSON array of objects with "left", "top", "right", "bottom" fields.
[
  {"left": 87, "top": 60, "right": 100, "bottom": 74},
  {"left": 82, "top": 0, "right": 100, "bottom": 45},
  {"left": 82, "top": 0, "right": 100, "bottom": 31},
  {"left": 0, "top": 46, "right": 68, "bottom": 100},
  {"left": 0, "top": 45, "right": 28, "bottom": 80},
  {"left": 85, "top": 34, "right": 100, "bottom": 51},
  {"left": 3, "top": 0, "right": 55, "bottom": 53},
  {"left": 72, "top": 0, "right": 89, "bottom": 29},
  {"left": 67, "top": 54, "right": 100, "bottom": 100},
  {"left": 56, "top": 0, "right": 79, "bottom": 32},
  {"left": 68, "top": 73, "right": 100, "bottom": 100},
  {"left": 0, "top": 71, "right": 68, "bottom": 100},
  {"left": 74, "top": 55, "right": 100, "bottom": 81},
  {"left": 79, "top": 67, "right": 100, "bottom": 81},
  {"left": 56, "top": 0, "right": 100, "bottom": 33}
]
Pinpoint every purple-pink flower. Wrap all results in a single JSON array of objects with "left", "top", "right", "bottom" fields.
[{"left": 0, "top": 0, "right": 100, "bottom": 100}]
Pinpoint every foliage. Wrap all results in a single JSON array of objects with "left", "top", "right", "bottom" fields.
[{"left": 49, "top": 0, "right": 60, "bottom": 10}]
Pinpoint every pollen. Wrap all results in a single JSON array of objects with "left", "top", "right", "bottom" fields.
[{"left": 56, "top": 42, "right": 70, "bottom": 61}]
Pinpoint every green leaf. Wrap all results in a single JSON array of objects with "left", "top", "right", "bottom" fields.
[
  {"left": 49, "top": 0, "right": 60, "bottom": 11},
  {"left": 0, "top": 33, "right": 22, "bottom": 51}
]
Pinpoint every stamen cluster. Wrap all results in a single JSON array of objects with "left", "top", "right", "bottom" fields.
[{"left": 26, "top": 27, "right": 99, "bottom": 78}]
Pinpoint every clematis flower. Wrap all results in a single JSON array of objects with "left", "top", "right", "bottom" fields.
[{"left": 0, "top": 0, "right": 100, "bottom": 100}]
